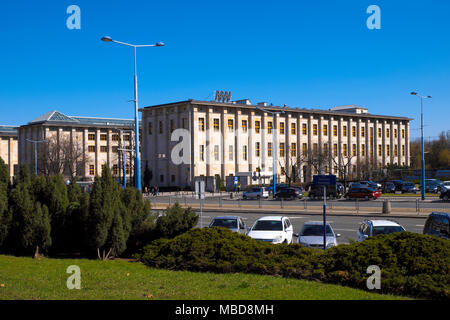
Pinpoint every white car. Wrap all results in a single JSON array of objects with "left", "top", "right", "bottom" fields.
[
  {"left": 247, "top": 216, "right": 294, "bottom": 244},
  {"left": 243, "top": 187, "right": 269, "bottom": 199},
  {"left": 296, "top": 221, "right": 340, "bottom": 249},
  {"left": 443, "top": 181, "right": 450, "bottom": 190},
  {"left": 356, "top": 219, "right": 406, "bottom": 242}
]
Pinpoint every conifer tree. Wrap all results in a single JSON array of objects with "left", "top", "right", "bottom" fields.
[{"left": 0, "top": 158, "right": 10, "bottom": 248}]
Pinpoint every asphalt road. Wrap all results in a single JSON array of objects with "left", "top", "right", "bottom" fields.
[
  {"left": 148, "top": 194, "right": 450, "bottom": 210},
  {"left": 195, "top": 210, "right": 428, "bottom": 245}
]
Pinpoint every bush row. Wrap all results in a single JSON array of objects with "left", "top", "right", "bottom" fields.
[{"left": 137, "top": 227, "right": 450, "bottom": 300}]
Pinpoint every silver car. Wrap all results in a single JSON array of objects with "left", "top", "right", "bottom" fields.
[
  {"left": 208, "top": 216, "right": 247, "bottom": 234},
  {"left": 296, "top": 221, "right": 340, "bottom": 249},
  {"left": 242, "top": 187, "right": 269, "bottom": 199}
]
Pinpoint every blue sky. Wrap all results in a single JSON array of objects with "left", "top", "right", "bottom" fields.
[{"left": 0, "top": 0, "right": 448, "bottom": 140}]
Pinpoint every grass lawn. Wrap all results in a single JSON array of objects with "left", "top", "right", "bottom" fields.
[{"left": 0, "top": 255, "right": 408, "bottom": 300}]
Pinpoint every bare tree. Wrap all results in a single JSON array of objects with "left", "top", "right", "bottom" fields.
[
  {"left": 331, "top": 153, "right": 355, "bottom": 189},
  {"left": 38, "top": 135, "right": 87, "bottom": 178}
]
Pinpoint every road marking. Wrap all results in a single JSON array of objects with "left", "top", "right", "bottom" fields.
[
  {"left": 415, "top": 225, "right": 424, "bottom": 227},
  {"left": 334, "top": 229, "right": 357, "bottom": 232}
]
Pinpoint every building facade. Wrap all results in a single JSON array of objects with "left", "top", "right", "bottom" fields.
[
  {"left": 18, "top": 111, "right": 137, "bottom": 182},
  {"left": 141, "top": 99, "right": 412, "bottom": 190},
  {"left": 0, "top": 126, "right": 18, "bottom": 180}
]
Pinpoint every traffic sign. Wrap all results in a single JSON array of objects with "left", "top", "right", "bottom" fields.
[{"left": 313, "top": 175, "right": 336, "bottom": 186}]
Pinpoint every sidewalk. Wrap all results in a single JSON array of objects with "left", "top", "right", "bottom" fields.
[{"left": 150, "top": 202, "right": 444, "bottom": 218}]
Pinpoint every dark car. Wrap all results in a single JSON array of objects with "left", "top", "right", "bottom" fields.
[
  {"left": 440, "top": 189, "right": 450, "bottom": 201},
  {"left": 309, "top": 184, "right": 341, "bottom": 200},
  {"left": 423, "top": 212, "right": 449, "bottom": 240},
  {"left": 382, "top": 182, "right": 396, "bottom": 193},
  {"left": 392, "top": 180, "right": 405, "bottom": 192},
  {"left": 276, "top": 187, "right": 304, "bottom": 200},
  {"left": 401, "top": 182, "right": 419, "bottom": 194},
  {"left": 420, "top": 180, "right": 445, "bottom": 193},
  {"left": 345, "top": 187, "right": 381, "bottom": 200}
]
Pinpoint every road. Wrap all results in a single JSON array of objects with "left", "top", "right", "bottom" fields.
[{"left": 194, "top": 210, "right": 427, "bottom": 245}]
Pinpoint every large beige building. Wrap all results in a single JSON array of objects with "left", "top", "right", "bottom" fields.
[
  {"left": 18, "top": 111, "right": 137, "bottom": 182},
  {"left": 141, "top": 98, "right": 412, "bottom": 190},
  {"left": 0, "top": 126, "right": 18, "bottom": 180}
]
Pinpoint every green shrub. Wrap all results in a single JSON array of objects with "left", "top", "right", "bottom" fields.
[{"left": 137, "top": 228, "right": 450, "bottom": 300}]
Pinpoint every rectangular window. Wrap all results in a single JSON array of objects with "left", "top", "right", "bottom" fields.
[
  {"left": 343, "top": 144, "right": 347, "bottom": 156},
  {"left": 313, "top": 143, "right": 318, "bottom": 155},
  {"left": 255, "top": 121, "right": 260, "bottom": 133},
  {"left": 302, "top": 123, "right": 307, "bottom": 135},
  {"left": 214, "top": 145, "right": 219, "bottom": 161},
  {"left": 88, "top": 134, "right": 95, "bottom": 141},
  {"left": 302, "top": 143, "right": 307, "bottom": 157},
  {"left": 148, "top": 122, "right": 153, "bottom": 135},
  {"left": 291, "top": 123, "right": 296, "bottom": 135},
  {"left": 229, "top": 145, "right": 234, "bottom": 160},
  {"left": 100, "top": 134, "right": 107, "bottom": 141},
  {"left": 386, "top": 128, "right": 390, "bottom": 138},
  {"left": 362, "top": 144, "right": 365, "bottom": 156},
  {"left": 100, "top": 146, "right": 108, "bottom": 153},
  {"left": 291, "top": 143, "right": 296, "bottom": 157},
  {"left": 279, "top": 122, "right": 284, "bottom": 134},
  {"left": 333, "top": 144, "right": 338, "bottom": 157},
  {"left": 242, "top": 120, "right": 248, "bottom": 132},
  {"left": 268, "top": 121, "right": 273, "bottom": 134},
  {"left": 394, "top": 145, "right": 398, "bottom": 157},
  {"left": 112, "top": 146, "right": 118, "bottom": 153},
  {"left": 268, "top": 142, "right": 272, "bottom": 157},
  {"left": 378, "top": 128, "right": 382, "bottom": 138},
  {"left": 280, "top": 143, "right": 285, "bottom": 157},
  {"left": 200, "top": 145, "right": 204, "bottom": 161},
  {"left": 343, "top": 126, "right": 347, "bottom": 137},
  {"left": 361, "top": 127, "right": 365, "bottom": 137},
  {"left": 88, "top": 145, "right": 95, "bottom": 153},
  {"left": 402, "top": 129, "right": 405, "bottom": 139},
  {"left": 170, "top": 119, "right": 175, "bottom": 133},
  {"left": 113, "top": 164, "right": 118, "bottom": 175},
  {"left": 228, "top": 119, "right": 234, "bottom": 132},
  {"left": 323, "top": 124, "right": 328, "bottom": 136},
  {"left": 394, "top": 129, "right": 397, "bottom": 138},
  {"left": 256, "top": 142, "right": 260, "bottom": 157},
  {"left": 352, "top": 144, "right": 356, "bottom": 156},
  {"left": 112, "top": 134, "right": 119, "bottom": 141},
  {"left": 160, "top": 174, "right": 164, "bottom": 182},
  {"left": 402, "top": 145, "right": 405, "bottom": 156},
  {"left": 378, "top": 145, "right": 382, "bottom": 156},
  {"left": 214, "top": 118, "right": 220, "bottom": 131},
  {"left": 182, "top": 118, "right": 187, "bottom": 129},
  {"left": 281, "top": 167, "right": 285, "bottom": 175},
  {"left": 352, "top": 126, "right": 356, "bottom": 137},
  {"left": 333, "top": 125, "right": 337, "bottom": 136},
  {"left": 159, "top": 121, "right": 163, "bottom": 134},
  {"left": 243, "top": 145, "right": 247, "bottom": 160},
  {"left": 89, "top": 165, "right": 95, "bottom": 176},
  {"left": 313, "top": 124, "right": 318, "bottom": 136},
  {"left": 387, "top": 145, "right": 390, "bottom": 156},
  {"left": 199, "top": 118, "right": 205, "bottom": 131},
  {"left": 124, "top": 135, "right": 130, "bottom": 142},
  {"left": 323, "top": 143, "right": 328, "bottom": 154}
]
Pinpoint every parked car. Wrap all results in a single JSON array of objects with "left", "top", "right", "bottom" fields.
[
  {"left": 401, "top": 182, "right": 419, "bottom": 194},
  {"left": 419, "top": 180, "right": 445, "bottom": 193},
  {"left": 209, "top": 216, "right": 247, "bottom": 234},
  {"left": 358, "top": 181, "right": 380, "bottom": 190},
  {"left": 296, "top": 221, "right": 341, "bottom": 249},
  {"left": 345, "top": 187, "right": 381, "bottom": 200},
  {"left": 443, "top": 181, "right": 450, "bottom": 190},
  {"left": 242, "top": 187, "right": 269, "bottom": 199},
  {"left": 392, "top": 180, "right": 405, "bottom": 192},
  {"left": 356, "top": 220, "right": 406, "bottom": 241},
  {"left": 382, "top": 181, "right": 396, "bottom": 193},
  {"left": 439, "top": 189, "right": 450, "bottom": 201},
  {"left": 309, "top": 184, "right": 342, "bottom": 200},
  {"left": 275, "top": 187, "right": 304, "bottom": 200},
  {"left": 423, "top": 212, "right": 449, "bottom": 240},
  {"left": 247, "top": 216, "right": 294, "bottom": 244}
]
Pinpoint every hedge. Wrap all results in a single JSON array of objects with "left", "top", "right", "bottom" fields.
[{"left": 137, "top": 228, "right": 450, "bottom": 300}]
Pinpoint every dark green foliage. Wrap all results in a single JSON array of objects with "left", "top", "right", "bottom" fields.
[
  {"left": 0, "top": 158, "right": 10, "bottom": 246},
  {"left": 87, "top": 166, "right": 131, "bottom": 259},
  {"left": 121, "top": 186, "right": 154, "bottom": 253},
  {"left": 138, "top": 229, "right": 450, "bottom": 300},
  {"left": 152, "top": 203, "right": 198, "bottom": 240}
]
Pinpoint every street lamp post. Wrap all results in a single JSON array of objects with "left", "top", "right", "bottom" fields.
[
  {"left": 26, "top": 139, "right": 46, "bottom": 175},
  {"left": 410, "top": 92, "right": 432, "bottom": 201},
  {"left": 256, "top": 106, "right": 284, "bottom": 198},
  {"left": 101, "top": 36, "right": 164, "bottom": 191}
]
